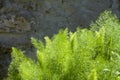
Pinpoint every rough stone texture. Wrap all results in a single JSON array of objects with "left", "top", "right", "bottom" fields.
[
  {"left": 0, "top": 0, "right": 114, "bottom": 47},
  {"left": 0, "top": 46, "right": 11, "bottom": 80},
  {"left": 0, "top": 0, "right": 120, "bottom": 79}
]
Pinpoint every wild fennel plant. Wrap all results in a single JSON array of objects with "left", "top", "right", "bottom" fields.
[{"left": 6, "top": 10, "right": 120, "bottom": 80}]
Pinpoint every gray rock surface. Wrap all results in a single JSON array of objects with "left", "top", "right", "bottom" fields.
[
  {"left": 0, "top": 0, "right": 116, "bottom": 47},
  {"left": 1, "top": 0, "right": 120, "bottom": 79}
]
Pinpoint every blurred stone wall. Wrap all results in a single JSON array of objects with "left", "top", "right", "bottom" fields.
[{"left": 0, "top": 0, "right": 114, "bottom": 48}]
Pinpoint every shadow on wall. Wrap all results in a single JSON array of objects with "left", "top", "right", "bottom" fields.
[{"left": 0, "top": 46, "right": 12, "bottom": 80}]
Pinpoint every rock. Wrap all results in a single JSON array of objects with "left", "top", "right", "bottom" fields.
[
  {"left": 0, "top": 46, "right": 11, "bottom": 80},
  {"left": 3, "top": 16, "right": 31, "bottom": 32},
  {"left": 112, "top": 0, "right": 120, "bottom": 18},
  {"left": 0, "top": 0, "right": 4, "bottom": 9}
]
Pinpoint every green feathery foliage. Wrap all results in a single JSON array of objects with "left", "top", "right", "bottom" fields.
[
  {"left": 88, "top": 69, "right": 98, "bottom": 80},
  {"left": 6, "top": 10, "right": 120, "bottom": 80}
]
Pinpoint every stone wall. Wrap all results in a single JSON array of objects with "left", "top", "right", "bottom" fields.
[
  {"left": 0, "top": 0, "right": 114, "bottom": 48},
  {"left": 1, "top": 0, "right": 120, "bottom": 79}
]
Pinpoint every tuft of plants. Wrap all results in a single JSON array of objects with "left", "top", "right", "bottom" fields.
[{"left": 6, "top": 10, "right": 120, "bottom": 80}]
